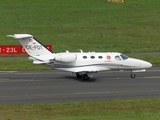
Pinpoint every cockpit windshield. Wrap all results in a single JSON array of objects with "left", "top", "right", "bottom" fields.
[{"left": 120, "top": 54, "right": 128, "bottom": 60}]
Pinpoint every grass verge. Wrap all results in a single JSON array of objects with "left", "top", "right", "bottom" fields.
[
  {"left": 1, "top": 0, "right": 160, "bottom": 53},
  {"left": 0, "top": 59, "right": 51, "bottom": 70},
  {"left": 0, "top": 99, "right": 160, "bottom": 120}
]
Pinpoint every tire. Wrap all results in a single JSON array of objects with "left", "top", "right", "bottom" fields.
[
  {"left": 76, "top": 73, "right": 82, "bottom": 79},
  {"left": 83, "top": 74, "right": 89, "bottom": 80},
  {"left": 130, "top": 73, "right": 136, "bottom": 78}
]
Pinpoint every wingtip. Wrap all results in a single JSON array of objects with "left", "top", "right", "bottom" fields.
[{"left": 6, "top": 35, "right": 15, "bottom": 38}]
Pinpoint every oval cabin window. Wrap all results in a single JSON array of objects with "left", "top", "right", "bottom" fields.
[
  {"left": 83, "top": 56, "right": 87, "bottom": 59},
  {"left": 91, "top": 56, "right": 95, "bottom": 59},
  {"left": 98, "top": 56, "right": 103, "bottom": 59}
]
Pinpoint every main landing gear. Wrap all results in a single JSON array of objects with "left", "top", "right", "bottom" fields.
[
  {"left": 130, "top": 73, "right": 136, "bottom": 78},
  {"left": 76, "top": 73, "right": 89, "bottom": 80}
]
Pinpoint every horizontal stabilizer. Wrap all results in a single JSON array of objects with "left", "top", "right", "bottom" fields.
[
  {"left": 132, "top": 69, "right": 146, "bottom": 72},
  {"left": 33, "top": 61, "right": 47, "bottom": 64},
  {"left": 29, "top": 55, "right": 55, "bottom": 64},
  {"left": 7, "top": 34, "right": 33, "bottom": 39}
]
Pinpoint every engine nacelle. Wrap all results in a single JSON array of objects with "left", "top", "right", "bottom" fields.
[{"left": 55, "top": 54, "right": 77, "bottom": 63}]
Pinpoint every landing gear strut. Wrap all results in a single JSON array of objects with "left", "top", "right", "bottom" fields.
[
  {"left": 76, "top": 73, "right": 82, "bottom": 79},
  {"left": 130, "top": 73, "right": 136, "bottom": 78}
]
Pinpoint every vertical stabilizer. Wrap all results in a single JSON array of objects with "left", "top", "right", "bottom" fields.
[{"left": 7, "top": 34, "right": 53, "bottom": 57}]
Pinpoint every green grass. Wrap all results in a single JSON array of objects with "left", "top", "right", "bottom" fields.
[
  {"left": 0, "top": 59, "right": 51, "bottom": 70},
  {"left": 0, "top": 0, "right": 160, "bottom": 69},
  {"left": 0, "top": 99, "right": 160, "bottom": 120},
  {"left": 1, "top": 0, "right": 160, "bottom": 53}
]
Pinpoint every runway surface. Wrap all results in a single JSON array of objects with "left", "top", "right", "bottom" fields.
[{"left": 0, "top": 67, "right": 160, "bottom": 104}]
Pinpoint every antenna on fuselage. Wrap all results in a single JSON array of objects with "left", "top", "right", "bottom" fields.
[
  {"left": 78, "top": 49, "right": 83, "bottom": 53},
  {"left": 66, "top": 50, "right": 69, "bottom": 53}
]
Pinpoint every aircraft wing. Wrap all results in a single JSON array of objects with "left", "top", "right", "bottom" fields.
[
  {"left": 74, "top": 69, "right": 99, "bottom": 73},
  {"left": 71, "top": 66, "right": 111, "bottom": 73}
]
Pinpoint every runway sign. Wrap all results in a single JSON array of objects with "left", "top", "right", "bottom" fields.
[
  {"left": 0, "top": 45, "right": 19, "bottom": 54},
  {"left": 0, "top": 45, "right": 52, "bottom": 54}
]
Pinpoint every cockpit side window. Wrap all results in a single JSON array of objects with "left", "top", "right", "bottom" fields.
[
  {"left": 120, "top": 54, "right": 128, "bottom": 60},
  {"left": 115, "top": 55, "right": 121, "bottom": 61}
]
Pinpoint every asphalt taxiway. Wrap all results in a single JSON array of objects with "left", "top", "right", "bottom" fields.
[{"left": 0, "top": 66, "right": 160, "bottom": 104}]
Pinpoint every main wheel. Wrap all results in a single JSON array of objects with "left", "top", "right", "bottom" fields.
[
  {"left": 83, "top": 74, "right": 89, "bottom": 80},
  {"left": 76, "top": 73, "right": 82, "bottom": 79},
  {"left": 130, "top": 73, "right": 136, "bottom": 78}
]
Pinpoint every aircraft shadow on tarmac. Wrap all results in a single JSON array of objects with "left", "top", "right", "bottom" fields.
[{"left": 62, "top": 75, "right": 97, "bottom": 82}]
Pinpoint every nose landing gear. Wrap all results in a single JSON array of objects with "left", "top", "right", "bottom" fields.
[{"left": 130, "top": 73, "right": 136, "bottom": 78}]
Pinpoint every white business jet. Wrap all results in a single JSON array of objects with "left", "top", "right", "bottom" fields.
[{"left": 7, "top": 34, "right": 152, "bottom": 80}]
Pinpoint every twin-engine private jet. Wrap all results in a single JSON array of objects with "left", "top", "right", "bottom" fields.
[{"left": 7, "top": 34, "right": 152, "bottom": 80}]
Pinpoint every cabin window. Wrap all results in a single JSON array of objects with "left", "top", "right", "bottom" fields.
[
  {"left": 115, "top": 55, "right": 121, "bottom": 61},
  {"left": 90, "top": 56, "right": 95, "bottom": 59},
  {"left": 83, "top": 56, "right": 87, "bottom": 59},
  {"left": 98, "top": 56, "right": 103, "bottom": 59}
]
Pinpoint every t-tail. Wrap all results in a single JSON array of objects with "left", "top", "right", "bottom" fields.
[
  {"left": 7, "top": 34, "right": 55, "bottom": 64},
  {"left": 7, "top": 34, "right": 53, "bottom": 56}
]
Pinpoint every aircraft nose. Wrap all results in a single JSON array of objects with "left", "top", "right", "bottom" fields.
[{"left": 140, "top": 61, "right": 152, "bottom": 68}]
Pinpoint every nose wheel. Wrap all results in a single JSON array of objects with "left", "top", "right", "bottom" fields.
[{"left": 130, "top": 73, "right": 136, "bottom": 78}]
